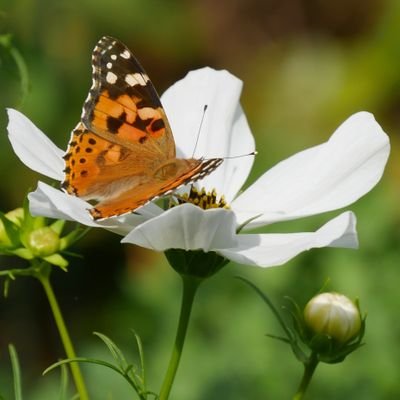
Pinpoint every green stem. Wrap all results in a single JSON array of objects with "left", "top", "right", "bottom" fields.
[
  {"left": 159, "top": 275, "right": 201, "bottom": 400},
  {"left": 37, "top": 268, "right": 89, "bottom": 400},
  {"left": 293, "top": 352, "right": 319, "bottom": 400}
]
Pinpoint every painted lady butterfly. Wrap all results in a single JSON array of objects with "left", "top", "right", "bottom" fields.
[{"left": 61, "top": 36, "right": 222, "bottom": 220}]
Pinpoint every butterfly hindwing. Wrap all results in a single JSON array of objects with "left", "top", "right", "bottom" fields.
[{"left": 89, "top": 157, "right": 223, "bottom": 219}]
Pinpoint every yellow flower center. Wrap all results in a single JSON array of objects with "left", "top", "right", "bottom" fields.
[{"left": 176, "top": 186, "right": 229, "bottom": 210}]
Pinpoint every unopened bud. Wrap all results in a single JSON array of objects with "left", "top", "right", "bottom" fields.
[
  {"left": 304, "top": 292, "right": 361, "bottom": 343},
  {"left": 27, "top": 227, "right": 60, "bottom": 257}
]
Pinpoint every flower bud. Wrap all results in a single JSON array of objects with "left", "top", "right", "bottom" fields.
[
  {"left": 27, "top": 227, "right": 60, "bottom": 257},
  {"left": 304, "top": 292, "right": 361, "bottom": 343}
]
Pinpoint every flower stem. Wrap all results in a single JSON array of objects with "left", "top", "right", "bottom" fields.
[
  {"left": 293, "top": 352, "right": 319, "bottom": 400},
  {"left": 159, "top": 275, "right": 201, "bottom": 400},
  {"left": 37, "top": 267, "right": 89, "bottom": 400}
]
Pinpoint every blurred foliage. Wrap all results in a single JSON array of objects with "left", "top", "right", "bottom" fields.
[{"left": 1, "top": 0, "right": 399, "bottom": 399}]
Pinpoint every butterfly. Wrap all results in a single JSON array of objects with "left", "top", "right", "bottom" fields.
[{"left": 61, "top": 36, "right": 222, "bottom": 220}]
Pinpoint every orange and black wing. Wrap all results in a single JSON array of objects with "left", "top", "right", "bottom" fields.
[{"left": 81, "top": 36, "right": 175, "bottom": 157}]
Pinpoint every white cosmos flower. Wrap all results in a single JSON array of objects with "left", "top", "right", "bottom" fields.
[{"left": 7, "top": 68, "right": 390, "bottom": 267}]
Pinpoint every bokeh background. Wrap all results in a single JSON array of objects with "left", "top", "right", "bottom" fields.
[{"left": 1, "top": 0, "right": 399, "bottom": 399}]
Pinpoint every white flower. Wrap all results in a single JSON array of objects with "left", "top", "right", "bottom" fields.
[{"left": 7, "top": 68, "right": 390, "bottom": 267}]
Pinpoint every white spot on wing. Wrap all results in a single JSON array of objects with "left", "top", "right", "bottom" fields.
[
  {"left": 106, "top": 71, "right": 118, "bottom": 84},
  {"left": 111, "top": 54, "right": 117, "bottom": 60},
  {"left": 138, "top": 107, "right": 158, "bottom": 119},
  {"left": 120, "top": 50, "right": 130, "bottom": 59},
  {"left": 106, "top": 62, "right": 112, "bottom": 69},
  {"left": 125, "top": 73, "right": 149, "bottom": 87}
]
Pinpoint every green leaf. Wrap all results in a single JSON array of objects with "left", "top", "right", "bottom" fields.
[
  {"left": 94, "top": 332, "right": 149, "bottom": 398},
  {"left": 9, "top": 344, "right": 23, "bottom": 400},
  {"left": 43, "top": 333, "right": 151, "bottom": 399},
  {"left": 93, "top": 332, "right": 128, "bottom": 370},
  {"left": 265, "top": 333, "right": 291, "bottom": 343},
  {"left": 236, "top": 276, "right": 294, "bottom": 341},
  {"left": 44, "top": 357, "right": 122, "bottom": 377},
  {"left": 43, "top": 357, "right": 145, "bottom": 396},
  {"left": 58, "top": 363, "right": 69, "bottom": 400},
  {"left": 131, "top": 329, "right": 146, "bottom": 388}
]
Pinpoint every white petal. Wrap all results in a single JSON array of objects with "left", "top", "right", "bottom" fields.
[
  {"left": 200, "top": 104, "right": 255, "bottom": 202},
  {"left": 161, "top": 68, "right": 255, "bottom": 201},
  {"left": 122, "top": 203, "right": 238, "bottom": 251},
  {"left": 218, "top": 211, "right": 358, "bottom": 267},
  {"left": 6, "top": 109, "right": 64, "bottom": 180},
  {"left": 28, "top": 182, "right": 160, "bottom": 235},
  {"left": 29, "top": 182, "right": 101, "bottom": 225},
  {"left": 232, "top": 112, "right": 390, "bottom": 228}
]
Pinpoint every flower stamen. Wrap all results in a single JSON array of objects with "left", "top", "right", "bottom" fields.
[{"left": 175, "top": 186, "right": 229, "bottom": 210}]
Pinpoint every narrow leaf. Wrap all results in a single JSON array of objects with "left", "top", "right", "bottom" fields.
[
  {"left": 93, "top": 332, "right": 127, "bottom": 369},
  {"left": 9, "top": 344, "right": 23, "bottom": 400},
  {"left": 131, "top": 329, "right": 146, "bottom": 387},
  {"left": 58, "top": 363, "right": 69, "bottom": 400},
  {"left": 44, "top": 357, "right": 140, "bottom": 393},
  {"left": 44, "top": 357, "right": 122, "bottom": 376},
  {"left": 236, "top": 276, "right": 294, "bottom": 341}
]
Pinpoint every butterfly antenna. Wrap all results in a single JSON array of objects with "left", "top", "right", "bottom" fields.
[
  {"left": 192, "top": 105, "right": 208, "bottom": 158},
  {"left": 223, "top": 151, "right": 258, "bottom": 159},
  {"left": 204, "top": 150, "right": 258, "bottom": 161}
]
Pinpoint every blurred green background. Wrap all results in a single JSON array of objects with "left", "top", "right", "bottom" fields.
[{"left": 0, "top": 0, "right": 399, "bottom": 399}]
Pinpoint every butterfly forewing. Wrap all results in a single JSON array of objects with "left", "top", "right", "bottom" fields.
[
  {"left": 82, "top": 36, "right": 175, "bottom": 158},
  {"left": 62, "top": 36, "right": 223, "bottom": 219}
]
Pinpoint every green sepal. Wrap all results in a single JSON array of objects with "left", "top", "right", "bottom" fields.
[
  {"left": 0, "top": 211, "right": 21, "bottom": 247},
  {"left": 165, "top": 249, "right": 229, "bottom": 279},
  {"left": 10, "top": 247, "right": 34, "bottom": 260},
  {"left": 50, "top": 219, "right": 66, "bottom": 235},
  {"left": 59, "top": 226, "right": 90, "bottom": 251},
  {"left": 43, "top": 254, "right": 69, "bottom": 270},
  {"left": 22, "top": 196, "right": 46, "bottom": 230},
  {"left": 313, "top": 315, "right": 366, "bottom": 364}
]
